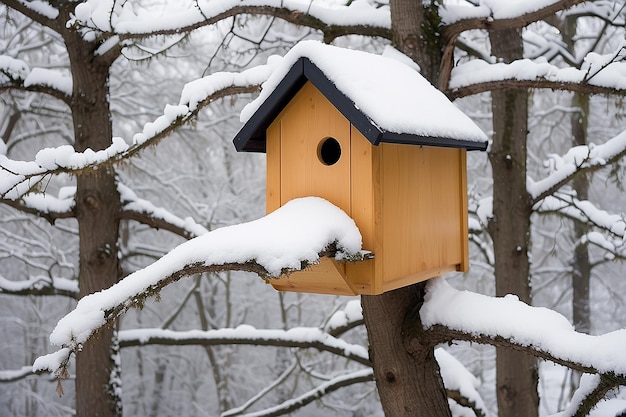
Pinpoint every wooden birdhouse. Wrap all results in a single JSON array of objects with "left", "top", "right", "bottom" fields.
[{"left": 233, "top": 41, "right": 488, "bottom": 296}]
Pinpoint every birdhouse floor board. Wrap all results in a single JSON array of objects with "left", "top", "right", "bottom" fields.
[{"left": 270, "top": 258, "right": 358, "bottom": 296}]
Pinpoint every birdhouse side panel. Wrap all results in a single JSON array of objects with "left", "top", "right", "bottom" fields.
[{"left": 379, "top": 144, "right": 467, "bottom": 290}]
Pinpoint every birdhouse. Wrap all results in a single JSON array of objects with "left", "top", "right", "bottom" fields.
[{"left": 233, "top": 41, "right": 488, "bottom": 296}]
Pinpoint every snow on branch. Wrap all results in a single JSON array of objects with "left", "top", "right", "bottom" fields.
[
  {"left": 118, "top": 183, "right": 209, "bottom": 239},
  {"left": 118, "top": 326, "right": 370, "bottom": 366},
  {"left": 0, "top": 366, "right": 35, "bottom": 383},
  {"left": 528, "top": 129, "right": 626, "bottom": 203},
  {"left": 447, "top": 45, "right": 626, "bottom": 98},
  {"left": 0, "top": 274, "right": 78, "bottom": 298},
  {"left": 555, "top": 373, "right": 626, "bottom": 417},
  {"left": 235, "top": 369, "right": 374, "bottom": 417},
  {"left": 0, "top": 63, "right": 272, "bottom": 201},
  {"left": 66, "top": 0, "right": 391, "bottom": 44},
  {"left": 535, "top": 191, "right": 626, "bottom": 240},
  {"left": 32, "top": 197, "right": 367, "bottom": 377},
  {"left": 0, "top": 55, "right": 72, "bottom": 101},
  {"left": 422, "top": 278, "right": 626, "bottom": 380},
  {"left": 441, "top": 0, "right": 583, "bottom": 24}
]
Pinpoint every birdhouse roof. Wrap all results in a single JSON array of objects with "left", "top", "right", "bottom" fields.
[{"left": 233, "top": 41, "right": 488, "bottom": 152}]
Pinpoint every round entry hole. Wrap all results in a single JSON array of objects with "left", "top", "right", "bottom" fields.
[{"left": 318, "top": 137, "right": 341, "bottom": 166}]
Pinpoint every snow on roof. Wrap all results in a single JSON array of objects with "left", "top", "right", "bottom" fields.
[{"left": 235, "top": 41, "right": 488, "bottom": 152}]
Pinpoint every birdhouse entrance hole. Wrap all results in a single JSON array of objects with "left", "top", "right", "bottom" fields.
[{"left": 318, "top": 137, "right": 341, "bottom": 165}]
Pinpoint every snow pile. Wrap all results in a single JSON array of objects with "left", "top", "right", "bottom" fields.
[
  {"left": 34, "top": 197, "right": 363, "bottom": 372},
  {"left": 241, "top": 40, "right": 488, "bottom": 143},
  {"left": 421, "top": 278, "right": 626, "bottom": 376}
]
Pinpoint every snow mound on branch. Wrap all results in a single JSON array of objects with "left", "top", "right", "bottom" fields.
[{"left": 37, "top": 197, "right": 363, "bottom": 364}]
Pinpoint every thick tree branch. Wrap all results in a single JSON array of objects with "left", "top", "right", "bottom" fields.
[
  {"left": 1, "top": 0, "right": 61, "bottom": 30},
  {"left": 447, "top": 78, "right": 625, "bottom": 100},
  {"left": 90, "top": 5, "right": 391, "bottom": 44},
  {"left": 426, "top": 323, "right": 626, "bottom": 380},
  {"left": 0, "top": 81, "right": 71, "bottom": 105},
  {"left": 442, "top": 0, "right": 585, "bottom": 42},
  {"left": 0, "top": 197, "right": 75, "bottom": 224}
]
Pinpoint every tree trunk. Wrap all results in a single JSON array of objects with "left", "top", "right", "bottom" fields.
[
  {"left": 362, "top": 284, "right": 451, "bottom": 417},
  {"left": 360, "top": 2, "right": 451, "bottom": 416},
  {"left": 488, "top": 28, "right": 539, "bottom": 417},
  {"left": 571, "top": 92, "right": 591, "bottom": 335},
  {"left": 64, "top": 27, "right": 122, "bottom": 417}
]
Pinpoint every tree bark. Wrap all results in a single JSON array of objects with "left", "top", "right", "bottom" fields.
[
  {"left": 63, "top": 23, "right": 122, "bottom": 417},
  {"left": 360, "top": 3, "right": 452, "bottom": 416},
  {"left": 362, "top": 284, "right": 451, "bottom": 417},
  {"left": 488, "top": 28, "right": 539, "bottom": 417}
]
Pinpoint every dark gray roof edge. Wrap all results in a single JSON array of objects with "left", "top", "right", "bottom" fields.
[
  {"left": 233, "top": 56, "right": 487, "bottom": 153},
  {"left": 233, "top": 57, "right": 383, "bottom": 152},
  {"left": 379, "top": 132, "right": 489, "bottom": 151}
]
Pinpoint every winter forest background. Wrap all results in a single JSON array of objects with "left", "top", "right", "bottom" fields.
[{"left": 1, "top": 1, "right": 626, "bottom": 416}]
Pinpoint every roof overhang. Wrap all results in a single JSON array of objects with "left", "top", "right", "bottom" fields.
[{"left": 233, "top": 57, "right": 488, "bottom": 153}]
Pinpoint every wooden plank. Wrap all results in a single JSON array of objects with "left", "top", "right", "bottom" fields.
[
  {"left": 379, "top": 145, "right": 464, "bottom": 285},
  {"left": 279, "top": 82, "right": 351, "bottom": 212},
  {"left": 382, "top": 265, "right": 457, "bottom": 293},
  {"left": 266, "top": 120, "right": 281, "bottom": 213},
  {"left": 346, "top": 125, "right": 375, "bottom": 293},
  {"left": 457, "top": 149, "right": 470, "bottom": 272},
  {"left": 270, "top": 258, "right": 357, "bottom": 296}
]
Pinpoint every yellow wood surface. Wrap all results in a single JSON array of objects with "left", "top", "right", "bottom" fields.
[
  {"left": 266, "top": 120, "right": 281, "bottom": 213},
  {"left": 378, "top": 144, "right": 465, "bottom": 284},
  {"left": 279, "top": 82, "right": 351, "bottom": 212},
  {"left": 269, "top": 258, "right": 357, "bottom": 296},
  {"left": 264, "top": 82, "right": 470, "bottom": 295}
]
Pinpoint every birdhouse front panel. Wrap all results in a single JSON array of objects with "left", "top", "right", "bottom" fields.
[{"left": 266, "top": 81, "right": 357, "bottom": 295}]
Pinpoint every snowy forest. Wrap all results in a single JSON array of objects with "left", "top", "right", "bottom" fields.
[{"left": 1, "top": 0, "right": 626, "bottom": 417}]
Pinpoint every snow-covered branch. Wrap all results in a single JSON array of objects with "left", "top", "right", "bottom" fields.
[
  {"left": 441, "top": 0, "right": 584, "bottom": 34},
  {"left": 0, "top": 275, "right": 78, "bottom": 298},
  {"left": 33, "top": 197, "right": 366, "bottom": 377},
  {"left": 555, "top": 373, "right": 626, "bottom": 417},
  {"left": 447, "top": 47, "right": 626, "bottom": 99},
  {"left": 0, "top": 55, "right": 71, "bottom": 102},
  {"left": 0, "top": 366, "right": 35, "bottom": 383},
  {"left": 118, "top": 183, "right": 208, "bottom": 240},
  {"left": 528, "top": 129, "right": 626, "bottom": 204},
  {"left": 118, "top": 326, "right": 370, "bottom": 366},
  {"left": 535, "top": 191, "right": 626, "bottom": 240},
  {"left": 0, "top": 64, "right": 270, "bottom": 200},
  {"left": 67, "top": 0, "right": 391, "bottom": 44},
  {"left": 234, "top": 369, "right": 373, "bottom": 417},
  {"left": 422, "top": 278, "right": 626, "bottom": 381}
]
